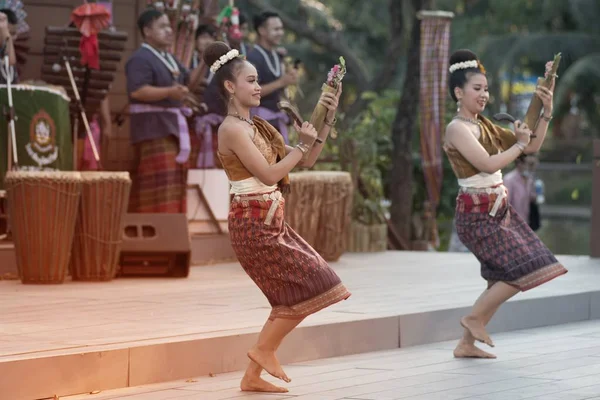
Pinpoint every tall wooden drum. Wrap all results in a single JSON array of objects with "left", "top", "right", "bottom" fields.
[
  {"left": 5, "top": 171, "right": 82, "bottom": 284},
  {"left": 285, "top": 172, "right": 326, "bottom": 246},
  {"left": 70, "top": 172, "right": 131, "bottom": 281},
  {"left": 313, "top": 171, "right": 353, "bottom": 261}
]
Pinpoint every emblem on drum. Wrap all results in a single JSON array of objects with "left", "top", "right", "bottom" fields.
[{"left": 26, "top": 109, "right": 59, "bottom": 167}]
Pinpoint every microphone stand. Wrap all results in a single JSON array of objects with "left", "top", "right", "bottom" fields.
[
  {"left": 63, "top": 53, "right": 101, "bottom": 169},
  {"left": 55, "top": 39, "right": 101, "bottom": 170}
]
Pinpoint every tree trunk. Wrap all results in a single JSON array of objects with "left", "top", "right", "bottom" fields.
[{"left": 389, "top": 0, "right": 427, "bottom": 247}]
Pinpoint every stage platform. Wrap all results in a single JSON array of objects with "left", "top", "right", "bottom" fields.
[
  {"left": 1, "top": 252, "right": 599, "bottom": 400},
  {"left": 0, "top": 233, "right": 237, "bottom": 277}
]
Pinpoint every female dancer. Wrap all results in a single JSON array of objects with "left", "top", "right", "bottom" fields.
[
  {"left": 444, "top": 50, "right": 567, "bottom": 359},
  {"left": 203, "top": 41, "right": 351, "bottom": 392}
]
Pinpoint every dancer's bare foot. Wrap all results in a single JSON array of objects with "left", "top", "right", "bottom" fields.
[
  {"left": 460, "top": 316, "right": 494, "bottom": 347},
  {"left": 453, "top": 342, "right": 497, "bottom": 359},
  {"left": 247, "top": 346, "right": 291, "bottom": 383},
  {"left": 240, "top": 374, "right": 289, "bottom": 393}
]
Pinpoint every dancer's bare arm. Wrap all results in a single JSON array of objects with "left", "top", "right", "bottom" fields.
[
  {"left": 221, "top": 121, "right": 316, "bottom": 186},
  {"left": 445, "top": 121, "right": 531, "bottom": 174}
]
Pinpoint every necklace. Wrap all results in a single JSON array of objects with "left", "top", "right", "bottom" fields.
[
  {"left": 142, "top": 43, "right": 180, "bottom": 79},
  {"left": 453, "top": 115, "right": 481, "bottom": 126},
  {"left": 254, "top": 44, "right": 281, "bottom": 77},
  {"left": 228, "top": 113, "right": 254, "bottom": 126}
]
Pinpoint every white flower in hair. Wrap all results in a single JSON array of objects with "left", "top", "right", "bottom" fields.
[
  {"left": 449, "top": 60, "right": 479, "bottom": 73},
  {"left": 210, "top": 49, "right": 240, "bottom": 73}
]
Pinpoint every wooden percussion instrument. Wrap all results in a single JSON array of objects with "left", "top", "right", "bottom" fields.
[
  {"left": 4, "top": 171, "right": 82, "bottom": 284},
  {"left": 70, "top": 172, "right": 131, "bottom": 281},
  {"left": 286, "top": 171, "right": 354, "bottom": 261},
  {"left": 285, "top": 172, "right": 325, "bottom": 247},
  {"left": 313, "top": 171, "right": 353, "bottom": 261}
]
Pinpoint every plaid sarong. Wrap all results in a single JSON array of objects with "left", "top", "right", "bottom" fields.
[
  {"left": 455, "top": 188, "right": 567, "bottom": 291},
  {"left": 128, "top": 136, "right": 187, "bottom": 213},
  {"left": 228, "top": 192, "right": 351, "bottom": 320}
]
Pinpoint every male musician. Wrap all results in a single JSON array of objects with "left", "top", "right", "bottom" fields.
[
  {"left": 126, "top": 8, "right": 201, "bottom": 213},
  {"left": 0, "top": 8, "right": 18, "bottom": 84},
  {"left": 246, "top": 11, "right": 297, "bottom": 143}
]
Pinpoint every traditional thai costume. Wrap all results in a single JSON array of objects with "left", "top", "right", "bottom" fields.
[
  {"left": 445, "top": 116, "right": 567, "bottom": 290},
  {"left": 219, "top": 117, "right": 351, "bottom": 319}
]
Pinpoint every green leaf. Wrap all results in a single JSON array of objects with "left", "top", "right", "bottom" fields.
[{"left": 571, "top": 188, "right": 580, "bottom": 201}]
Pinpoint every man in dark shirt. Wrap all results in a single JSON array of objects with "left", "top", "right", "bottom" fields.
[
  {"left": 126, "top": 9, "right": 200, "bottom": 213},
  {"left": 246, "top": 11, "right": 297, "bottom": 143},
  {"left": 0, "top": 8, "right": 18, "bottom": 85}
]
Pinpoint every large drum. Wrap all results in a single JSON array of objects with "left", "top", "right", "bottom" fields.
[
  {"left": 313, "top": 171, "right": 353, "bottom": 261},
  {"left": 0, "top": 84, "right": 73, "bottom": 190},
  {"left": 286, "top": 171, "right": 353, "bottom": 261},
  {"left": 285, "top": 172, "right": 326, "bottom": 246},
  {"left": 70, "top": 172, "right": 132, "bottom": 281},
  {"left": 5, "top": 171, "right": 82, "bottom": 284}
]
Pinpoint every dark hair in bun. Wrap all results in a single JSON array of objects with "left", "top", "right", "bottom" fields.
[
  {"left": 203, "top": 41, "right": 246, "bottom": 111},
  {"left": 448, "top": 49, "right": 486, "bottom": 102}
]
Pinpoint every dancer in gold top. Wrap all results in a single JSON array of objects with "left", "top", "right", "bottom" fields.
[{"left": 204, "top": 41, "right": 350, "bottom": 393}]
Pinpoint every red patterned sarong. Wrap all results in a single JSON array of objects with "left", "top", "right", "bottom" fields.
[
  {"left": 129, "top": 136, "right": 187, "bottom": 213},
  {"left": 455, "top": 186, "right": 567, "bottom": 291},
  {"left": 228, "top": 191, "right": 351, "bottom": 320}
]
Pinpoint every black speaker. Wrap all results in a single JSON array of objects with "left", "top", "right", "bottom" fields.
[{"left": 118, "top": 213, "right": 191, "bottom": 277}]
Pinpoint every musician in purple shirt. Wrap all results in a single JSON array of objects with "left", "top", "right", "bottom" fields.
[
  {"left": 126, "top": 8, "right": 201, "bottom": 213},
  {"left": 246, "top": 11, "right": 297, "bottom": 143}
]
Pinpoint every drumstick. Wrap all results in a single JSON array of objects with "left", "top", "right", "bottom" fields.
[{"left": 63, "top": 56, "right": 101, "bottom": 167}]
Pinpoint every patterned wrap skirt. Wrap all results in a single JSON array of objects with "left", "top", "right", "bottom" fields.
[
  {"left": 128, "top": 136, "right": 188, "bottom": 213},
  {"left": 228, "top": 190, "right": 351, "bottom": 320},
  {"left": 455, "top": 185, "right": 567, "bottom": 291}
]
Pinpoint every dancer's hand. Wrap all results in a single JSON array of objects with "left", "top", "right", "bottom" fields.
[
  {"left": 514, "top": 120, "right": 532, "bottom": 146},
  {"left": 320, "top": 83, "right": 343, "bottom": 121},
  {"left": 294, "top": 121, "right": 318, "bottom": 147},
  {"left": 536, "top": 82, "right": 554, "bottom": 113}
]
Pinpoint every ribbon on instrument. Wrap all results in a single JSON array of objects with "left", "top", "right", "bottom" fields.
[
  {"left": 194, "top": 113, "right": 224, "bottom": 168},
  {"left": 79, "top": 34, "right": 100, "bottom": 69},
  {"left": 129, "top": 104, "right": 193, "bottom": 164},
  {"left": 71, "top": 2, "right": 111, "bottom": 70},
  {"left": 249, "top": 106, "right": 290, "bottom": 144}
]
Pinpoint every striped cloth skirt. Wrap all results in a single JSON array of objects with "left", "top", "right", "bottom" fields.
[
  {"left": 128, "top": 135, "right": 187, "bottom": 213},
  {"left": 455, "top": 184, "right": 567, "bottom": 291},
  {"left": 228, "top": 190, "right": 351, "bottom": 320}
]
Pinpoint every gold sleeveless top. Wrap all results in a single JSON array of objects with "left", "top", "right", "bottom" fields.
[
  {"left": 217, "top": 116, "right": 290, "bottom": 192},
  {"left": 444, "top": 115, "right": 518, "bottom": 179}
]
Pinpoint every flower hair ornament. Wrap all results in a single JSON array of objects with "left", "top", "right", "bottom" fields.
[
  {"left": 210, "top": 49, "right": 241, "bottom": 73},
  {"left": 449, "top": 60, "right": 479, "bottom": 74}
]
